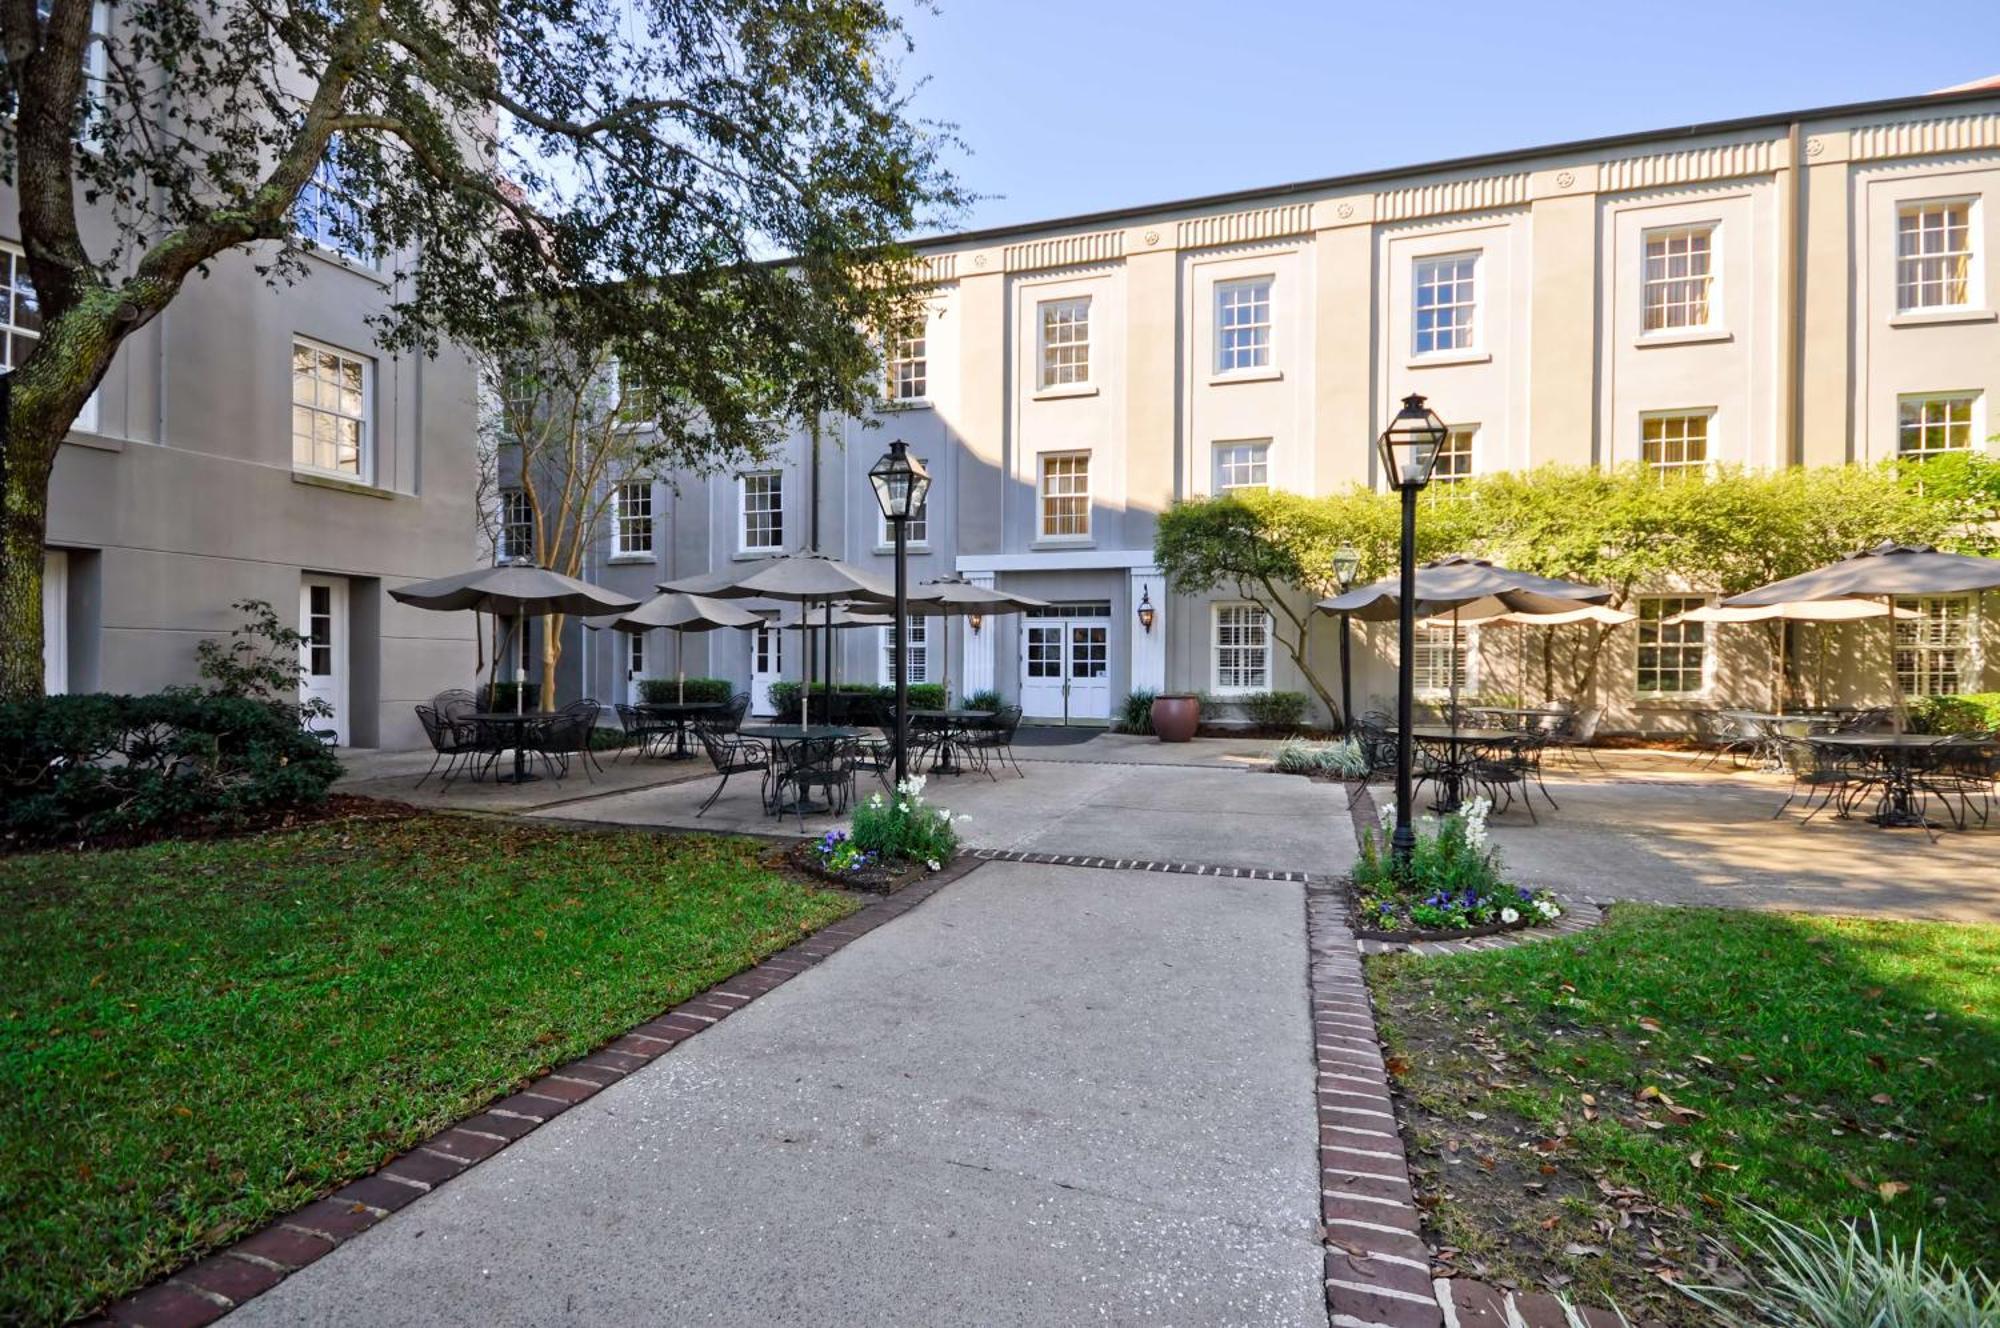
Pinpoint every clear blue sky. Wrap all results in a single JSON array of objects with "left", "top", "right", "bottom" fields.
[{"left": 897, "top": 0, "right": 2000, "bottom": 234}]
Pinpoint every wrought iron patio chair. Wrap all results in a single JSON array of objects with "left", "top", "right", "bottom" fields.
[
  {"left": 1914, "top": 733, "right": 1999, "bottom": 831},
  {"left": 692, "top": 722, "right": 772, "bottom": 816},
  {"left": 772, "top": 735, "right": 855, "bottom": 830},
  {"left": 1769, "top": 736, "right": 1864, "bottom": 824},
  {"left": 531, "top": 699, "right": 604, "bottom": 781},
  {"left": 964, "top": 705, "right": 1025, "bottom": 780},
  {"left": 613, "top": 703, "right": 663, "bottom": 761},
  {"left": 413, "top": 704, "right": 484, "bottom": 788}
]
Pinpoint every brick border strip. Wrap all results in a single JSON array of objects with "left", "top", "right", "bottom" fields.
[
  {"left": 87, "top": 856, "right": 987, "bottom": 1328},
  {"left": 1354, "top": 900, "right": 1605, "bottom": 957},
  {"left": 967, "top": 845, "right": 1333, "bottom": 883}
]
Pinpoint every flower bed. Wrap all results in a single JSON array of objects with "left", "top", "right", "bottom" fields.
[
  {"left": 797, "top": 775, "right": 965, "bottom": 893},
  {"left": 1351, "top": 798, "right": 1563, "bottom": 939}
]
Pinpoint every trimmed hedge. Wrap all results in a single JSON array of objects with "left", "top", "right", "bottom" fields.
[
  {"left": 637, "top": 676, "right": 732, "bottom": 705},
  {"left": 766, "top": 681, "right": 947, "bottom": 719},
  {"left": 0, "top": 692, "right": 342, "bottom": 845},
  {"left": 1241, "top": 690, "right": 1311, "bottom": 729},
  {"left": 1910, "top": 692, "right": 2000, "bottom": 735},
  {"left": 485, "top": 681, "right": 540, "bottom": 712}
]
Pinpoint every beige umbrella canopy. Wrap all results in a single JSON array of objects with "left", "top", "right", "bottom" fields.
[
  {"left": 905, "top": 576, "right": 1053, "bottom": 705},
  {"left": 587, "top": 592, "right": 766, "bottom": 704},
  {"left": 1670, "top": 598, "right": 1918, "bottom": 716}
]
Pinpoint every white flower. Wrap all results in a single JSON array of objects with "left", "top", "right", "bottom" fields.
[
  {"left": 1376, "top": 802, "right": 1397, "bottom": 829},
  {"left": 896, "top": 774, "right": 928, "bottom": 799},
  {"left": 925, "top": 858, "right": 941, "bottom": 871},
  {"left": 1500, "top": 907, "right": 1520, "bottom": 925},
  {"left": 956, "top": 812, "right": 971, "bottom": 823},
  {"left": 869, "top": 792, "right": 884, "bottom": 808},
  {"left": 937, "top": 806, "right": 951, "bottom": 821},
  {"left": 1536, "top": 899, "right": 1561, "bottom": 920},
  {"left": 897, "top": 801, "right": 910, "bottom": 814}
]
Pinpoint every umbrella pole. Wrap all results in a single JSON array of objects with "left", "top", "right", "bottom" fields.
[
  {"left": 676, "top": 631, "right": 685, "bottom": 704},
  {"left": 1886, "top": 596, "right": 1910, "bottom": 734},
  {"left": 1449, "top": 608, "right": 1462, "bottom": 720}
]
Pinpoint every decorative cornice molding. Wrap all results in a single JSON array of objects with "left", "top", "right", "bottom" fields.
[
  {"left": 1002, "top": 229, "right": 1125, "bottom": 273},
  {"left": 1598, "top": 139, "right": 1779, "bottom": 193},
  {"left": 1375, "top": 172, "right": 1530, "bottom": 223},
  {"left": 918, "top": 253, "right": 957, "bottom": 283},
  {"left": 1850, "top": 112, "right": 2000, "bottom": 161},
  {"left": 1175, "top": 203, "right": 1314, "bottom": 250}
]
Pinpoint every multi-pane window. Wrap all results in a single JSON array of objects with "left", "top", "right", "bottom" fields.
[
  {"left": 1896, "top": 596, "right": 1973, "bottom": 695},
  {"left": 880, "top": 614, "right": 930, "bottom": 684},
  {"left": 1, "top": 244, "right": 40, "bottom": 370},
  {"left": 612, "top": 480, "right": 654, "bottom": 556},
  {"left": 1039, "top": 452, "right": 1090, "bottom": 538},
  {"left": 1413, "top": 253, "right": 1477, "bottom": 354},
  {"left": 1642, "top": 226, "right": 1714, "bottom": 331},
  {"left": 879, "top": 458, "right": 929, "bottom": 545},
  {"left": 1213, "top": 604, "right": 1271, "bottom": 692},
  {"left": 1213, "top": 440, "right": 1270, "bottom": 493},
  {"left": 1637, "top": 596, "right": 1707, "bottom": 696},
  {"left": 616, "top": 361, "right": 658, "bottom": 424},
  {"left": 1897, "top": 394, "right": 1978, "bottom": 459},
  {"left": 294, "top": 141, "right": 374, "bottom": 265},
  {"left": 1412, "top": 624, "right": 1468, "bottom": 696},
  {"left": 291, "top": 338, "right": 371, "bottom": 477},
  {"left": 499, "top": 488, "right": 534, "bottom": 562},
  {"left": 740, "top": 472, "right": 783, "bottom": 551},
  {"left": 1038, "top": 297, "right": 1090, "bottom": 387},
  {"left": 1641, "top": 412, "right": 1709, "bottom": 477},
  {"left": 1215, "top": 278, "right": 1273, "bottom": 372},
  {"left": 887, "top": 329, "right": 927, "bottom": 401},
  {"left": 1432, "top": 427, "right": 1476, "bottom": 484},
  {"left": 625, "top": 633, "right": 645, "bottom": 679},
  {"left": 1896, "top": 202, "right": 1972, "bottom": 311}
]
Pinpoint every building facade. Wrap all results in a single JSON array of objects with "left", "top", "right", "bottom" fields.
[
  {"left": 554, "top": 85, "right": 2000, "bottom": 733},
  {"left": 26, "top": 190, "right": 481, "bottom": 748}
]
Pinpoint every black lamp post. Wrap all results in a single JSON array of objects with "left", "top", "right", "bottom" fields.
[
  {"left": 868, "top": 438, "right": 931, "bottom": 786},
  {"left": 1331, "top": 541, "right": 1360, "bottom": 732},
  {"left": 1376, "top": 393, "right": 1449, "bottom": 870}
]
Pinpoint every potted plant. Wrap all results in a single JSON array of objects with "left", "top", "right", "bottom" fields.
[{"left": 1150, "top": 692, "right": 1202, "bottom": 742}]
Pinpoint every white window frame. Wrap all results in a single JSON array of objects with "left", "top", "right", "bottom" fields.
[
  {"left": 1640, "top": 409, "right": 1711, "bottom": 478},
  {"left": 615, "top": 360, "right": 658, "bottom": 426},
  {"left": 625, "top": 632, "right": 646, "bottom": 680},
  {"left": 878, "top": 614, "right": 930, "bottom": 684},
  {"left": 290, "top": 335, "right": 374, "bottom": 481},
  {"left": 294, "top": 138, "right": 378, "bottom": 268},
  {"left": 1895, "top": 595, "right": 1978, "bottom": 696},
  {"left": 1895, "top": 199, "right": 1975, "bottom": 313},
  {"left": 611, "top": 479, "right": 655, "bottom": 558},
  {"left": 877, "top": 456, "right": 929, "bottom": 547},
  {"left": 1214, "top": 277, "right": 1274, "bottom": 374},
  {"left": 738, "top": 471, "right": 784, "bottom": 553},
  {"left": 1412, "top": 252, "right": 1479, "bottom": 356},
  {"left": 1411, "top": 622, "right": 1471, "bottom": 698},
  {"left": 1211, "top": 602, "right": 1272, "bottom": 695},
  {"left": 498, "top": 487, "right": 534, "bottom": 562},
  {"left": 1896, "top": 392, "right": 1982, "bottom": 460},
  {"left": 1, "top": 240, "right": 98, "bottom": 433},
  {"left": 1037, "top": 296, "right": 1091, "bottom": 389},
  {"left": 1641, "top": 224, "right": 1716, "bottom": 334},
  {"left": 1038, "top": 451, "right": 1091, "bottom": 540},
  {"left": 886, "top": 327, "right": 928, "bottom": 403},
  {"left": 1431, "top": 426, "right": 1476, "bottom": 485},
  {"left": 1212, "top": 439, "right": 1271, "bottom": 494},
  {"left": 1635, "top": 595, "right": 1710, "bottom": 698}
]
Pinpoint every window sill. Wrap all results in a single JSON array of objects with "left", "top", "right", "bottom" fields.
[
  {"left": 1406, "top": 349, "right": 1492, "bottom": 369},
  {"left": 873, "top": 543, "right": 933, "bottom": 556},
  {"left": 293, "top": 470, "right": 396, "bottom": 500},
  {"left": 882, "top": 398, "right": 934, "bottom": 412},
  {"left": 1208, "top": 367, "right": 1283, "bottom": 386},
  {"left": 60, "top": 430, "right": 124, "bottom": 453},
  {"left": 1635, "top": 327, "right": 1733, "bottom": 348},
  {"left": 1032, "top": 537, "right": 1095, "bottom": 550},
  {"left": 302, "top": 246, "right": 390, "bottom": 287},
  {"left": 1032, "top": 383, "right": 1099, "bottom": 401},
  {"left": 735, "top": 548, "right": 783, "bottom": 561},
  {"left": 605, "top": 554, "right": 656, "bottom": 565},
  {"left": 1634, "top": 694, "right": 1709, "bottom": 708},
  {"left": 1889, "top": 308, "right": 1997, "bottom": 329}
]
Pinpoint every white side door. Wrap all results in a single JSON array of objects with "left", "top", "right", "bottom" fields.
[
  {"left": 299, "top": 576, "right": 348, "bottom": 745},
  {"left": 624, "top": 631, "right": 648, "bottom": 705},
  {"left": 1066, "top": 622, "right": 1111, "bottom": 720},
  {"left": 749, "top": 624, "right": 783, "bottom": 716},
  {"left": 41, "top": 550, "right": 67, "bottom": 694},
  {"left": 1019, "top": 621, "right": 1067, "bottom": 719}
]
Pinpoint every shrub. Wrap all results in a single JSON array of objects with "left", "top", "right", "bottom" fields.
[
  {"left": 1117, "top": 688, "right": 1157, "bottom": 734},
  {"left": 486, "top": 681, "right": 540, "bottom": 711},
  {"left": 637, "top": 676, "right": 732, "bottom": 705},
  {"left": 1680, "top": 1207, "right": 1998, "bottom": 1328},
  {"left": 850, "top": 774, "right": 962, "bottom": 869},
  {"left": 906, "top": 682, "right": 947, "bottom": 711},
  {"left": 1353, "top": 799, "right": 1561, "bottom": 932},
  {"left": 1909, "top": 692, "right": 2000, "bottom": 735},
  {"left": 0, "top": 692, "right": 343, "bottom": 846},
  {"left": 1242, "top": 690, "right": 1310, "bottom": 729},
  {"left": 964, "top": 689, "right": 1003, "bottom": 712},
  {"left": 1273, "top": 736, "right": 1368, "bottom": 777},
  {"left": 196, "top": 599, "right": 332, "bottom": 728}
]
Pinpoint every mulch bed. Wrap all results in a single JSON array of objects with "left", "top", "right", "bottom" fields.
[
  {"left": 782, "top": 840, "right": 931, "bottom": 895},
  {"left": 2, "top": 793, "right": 420, "bottom": 857}
]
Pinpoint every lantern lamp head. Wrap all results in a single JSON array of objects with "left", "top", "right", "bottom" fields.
[
  {"left": 868, "top": 438, "right": 932, "bottom": 521},
  {"left": 1136, "top": 588, "right": 1156, "bottom": 635},
  {"left": 1376, "top": 394, "right": 1449, "bottom": 491},
  {"left": 1331, "top": 541, "right": 1361, "bottom": 592}
]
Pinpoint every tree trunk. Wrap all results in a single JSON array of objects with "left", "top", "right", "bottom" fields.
[
  {"left": 539, "top": 610, "right": 565, "bottom": 711},
  {"left": 0, "top": 420, "right": 58, "bottom": 697}
]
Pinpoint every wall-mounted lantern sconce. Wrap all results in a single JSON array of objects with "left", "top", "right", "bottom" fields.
[
  {"left": 968, "top": 610, "right": 984, "bottom": 634},
  {"left": 1136, "top": 588, "right": 1156, "bottom": 635}
]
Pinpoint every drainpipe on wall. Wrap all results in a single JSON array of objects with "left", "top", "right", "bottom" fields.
[{"left": 1779, "top": 120, "right": 1805, "bottom": 468}]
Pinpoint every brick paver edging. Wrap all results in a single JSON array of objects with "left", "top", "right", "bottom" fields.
[
  {"left": 967, "top": 845, "right": 1333, "bottom": 884},
  {"left": 1354, "top": 899, "right": 1605, "bottom": 957},
  {"left": 87, "top": 856, "right": 986, "bottom": 1328}
]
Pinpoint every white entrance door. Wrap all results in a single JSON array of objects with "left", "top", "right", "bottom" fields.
[
  {"left": 749, "top": 624, "right": 783, "bottom": 716},
  {"left": 299, "top": 576, "right": 349, "bottom": 745},
  {"left": 41, "top": 550, "right": 67, "bottom": 694},
  {"left": 1018, "top": 604, "right": 1114, "bottom": 723},
  {"left": 624, "top": 632, "right": 648, "bottom": 705}
]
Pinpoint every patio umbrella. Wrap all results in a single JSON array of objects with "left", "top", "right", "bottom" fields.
[
  {"left": 391, "top": 563, "right": 639, "bottom": 714},
  {"left": 661, "top": 553, "right": 897, "bottom": 726},
  {"left": 905, "top": 576, "right": 1052, "bottom": 706},
  {"left": 587, "top": 592, "right": 764, "bottom": 703},
  {"left": 1722, "top": 544, "right": 2000, "bottom": 728},
  {"left": 1320, "top": 556, "right": 1613, "bottom": 717},
  {"left": 1471, "top": 605, "right": 1637, "bottom": 707},
  {"left": 1663, "top": 600, "right": 1916, "bottom": 714}
]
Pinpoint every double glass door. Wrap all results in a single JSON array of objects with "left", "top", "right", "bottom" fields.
[{"left": 1019, "top": 604, "right": 1110, "bottom": 722}]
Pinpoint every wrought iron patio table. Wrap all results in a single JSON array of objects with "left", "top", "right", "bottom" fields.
[
  {"left": 636, "top": 700, "right": 725, "bottom": 760},
  {"left": 466, "top": 712, "right": 542, "bottom": 785},
  {"left": 1394, "top": 726, "right": 1528, "bottom": 814},
  {"left": 910, "top": 708, "right": 996, "bottom": 776},
  {"left": 1809, "top": 733, "right": 1956, "bottom": 829},
  {"left": 1463, "top": 706, "right": 1569, "bottom": 732},
  {"left": 738, "top": 725, "right": 861, "bottom": 815}
]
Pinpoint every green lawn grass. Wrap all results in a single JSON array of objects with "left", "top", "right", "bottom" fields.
[
  {"left": 1369, "top": 906, "right": 1999, "bottom": 1296},
  {"left": 0, "top": 814, "right": 859, "bottom": 1325}
]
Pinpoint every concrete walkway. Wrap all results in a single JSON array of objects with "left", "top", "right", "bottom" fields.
[{"left": 230, "top": 862, "right": 1330, "bottom": 1326}]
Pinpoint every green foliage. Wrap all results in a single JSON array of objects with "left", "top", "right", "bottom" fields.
[
  {"left": 1897, "top": 451, "right": 2000, "bottom": 556},
  {"left": 194, "top": 599, "right": 330, "bottom": 725},
  {"left": 1682, "top": 1207, "right": 1999, "bottom": 1328},
  {"left": 0, "top": 816, "right": 857, "bottom": 1322},
  {"left": 0, "top": 692, "right": 341, "bottom": 846},
  {"left": 1908, "top": 693, "right": 2000, "bottom": 735},
  {"left": 850, "top": 775, "right": 961, "bottom": 868},
  {"left": 905, "top": 682, "right": 948, "bottom": 711},
  {"left": 1273, "top": 736, "right": 1368, "bottom": 777},
  {"left": 1354, "top": 800, "right": 1559, "bottom": 931},
  {"left": 1117, "top": 688, "right": 1158, "bottom": 734},
  {"left": 1241, "top": 690, "right": 1310, "bottom": 729},
  {"left": 963, "top": 689, "right": 1003, "bottom": 713},
  {"left": 637, "top": 677, "right": 731, "bottom": 705},
  {"left": 485, "top": 681, "right": 540, "bottom": 712}
]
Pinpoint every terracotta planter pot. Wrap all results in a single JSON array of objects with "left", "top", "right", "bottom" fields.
[{"left": 1150, "top": 693, "right": 1201, "bottom": 743}]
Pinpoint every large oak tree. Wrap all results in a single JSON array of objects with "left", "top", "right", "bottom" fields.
[{"left": 0, "top": 0, "right": 962, "bottom": 697}]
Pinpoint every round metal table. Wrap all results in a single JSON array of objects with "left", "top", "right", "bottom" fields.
[
  {"left": 910, "top": 708, "right": 996, "bottom": 776},
  {"left": 1394, "top": 725, "right": 1527, "bottom": 814},
  {"left": 738, "top": 725, "right": 860, "bottom": 815},
  {"left": 1810, "top": 732, "right": 1953, "bottom": 828},
  {"left": 467, "top": 711, "right": 542, "bottom": 785},
  {"left": 636, "top": 700, "right": 725, "bottom": 760}
]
